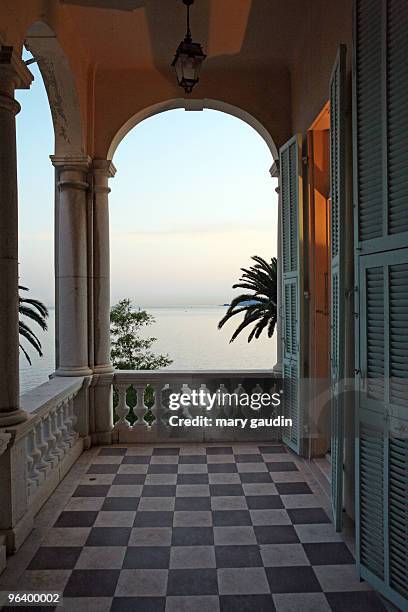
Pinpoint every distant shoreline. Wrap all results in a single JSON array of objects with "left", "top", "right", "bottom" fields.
[{"left": 45, "top": 304, "right": 231, "bottom": 310}]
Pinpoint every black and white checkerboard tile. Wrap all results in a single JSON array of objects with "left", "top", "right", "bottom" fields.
[{"left": 9, "top": 445, "right": 387, "bottom": 612}]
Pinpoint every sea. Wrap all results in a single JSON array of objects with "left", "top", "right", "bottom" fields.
[{"left": 20, "top": 307, "right": 277, "bottom": 394}]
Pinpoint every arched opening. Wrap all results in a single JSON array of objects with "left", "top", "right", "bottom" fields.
[
  {"left": 108, "top": 98, "right": 278, "bottom": 163},
  {"left": 109, "top": 107, "right": 279, "bottom": 370}
]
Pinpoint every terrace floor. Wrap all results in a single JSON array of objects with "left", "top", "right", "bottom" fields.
[{"left": 0, "top": 443, "right": 387, "bottom": 612}]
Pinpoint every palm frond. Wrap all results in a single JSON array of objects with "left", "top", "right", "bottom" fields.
[
  {"left": 19, "top": 297, "right": 49, "bottom": 319},
  {"left": 219, "top": 256, "right": 277, "bottom": 343},
  {"left": 218, "top": 302, "right": 265, "bottom": 329},
  {"left": 19, "top": 305, "right": 48, "bottom": 330},
  {"left": 19, "top": 320, "right": 43, "bottom": 354},
  {"left": 19, "top": 343, "right": 32, "bottom": 365},
  {"left": 228, "top": 311, "right": 263, "bottom": 343},
  {"left": 18, "top": 285, "right": 49, "bottom": 364}
]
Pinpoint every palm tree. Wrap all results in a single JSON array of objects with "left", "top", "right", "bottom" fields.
[
  {"left": 19, "top": 285, "right": 49, "bottom": 364},
  {"left": 218, "top": 256, "right": 277, "bottom": 343}
]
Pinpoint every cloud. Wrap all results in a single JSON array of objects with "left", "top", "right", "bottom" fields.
[
  {"left": 19, "top": 232, "right": 53, "bottom": 242},
  {"left": 111, "top": 222, "right": 275, "bottom": 241}
]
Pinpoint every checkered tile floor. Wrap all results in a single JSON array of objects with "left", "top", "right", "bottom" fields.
[{"left": 2, "top": 444, "right": 387, "bottom": 612}]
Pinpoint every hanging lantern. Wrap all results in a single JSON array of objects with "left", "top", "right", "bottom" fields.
[{"left": 172, "top": 0, "right": 206, "bottom": 94}]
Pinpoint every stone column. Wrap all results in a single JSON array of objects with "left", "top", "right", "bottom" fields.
[
  {"left": 270, "top": 161, "right": 283, "bottom": 375},
  {"left": 89, "top": 160, "right": 116, "bottom": 445},
  {"left": 92, "top": 160, "right": 116, "bottom": 374},
  {"left": 51, "top": 156, "right": 93, "bottom": 377},
  {"left": 0, "top": 46, "right": 33, "bottom": 426}
]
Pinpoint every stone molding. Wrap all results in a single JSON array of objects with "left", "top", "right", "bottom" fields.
[
  {"left": 51, "top": 155, "right": 92, "bottom": 193},
  {"left": 50, "top": 154, "right": 92, "bottom": 171},
  {"left": 0, "top": 44, "right": 33, "bottom": 93},
  {"left": 269, "top": 159, "right": 280, "bottom": 178},
  {"left": 92, "top": 159, "right": 117, "bottom": 178},
  {"left": 0, "top": 432, "right": 11, "bottom": 457},
  {"left": 0, "top": 94, "right": 20, "bottom": 115}
]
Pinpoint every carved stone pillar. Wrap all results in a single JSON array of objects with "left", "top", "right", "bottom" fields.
[
  {"left": 0, "top": 45, "right": 33, "bottom": 426},
  {"left": 92, "top": 159, "right": 116, "bottom": 374},
  {"left": 51, "top": 155, "right": 93, "bottom": 377},
  {"left": 89, "top": 160, "right": 116, "bottom": 445}
]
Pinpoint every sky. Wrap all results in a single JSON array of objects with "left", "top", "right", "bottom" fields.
[{"left": 16, "top": 60, "right": 278, "bottom": 307}]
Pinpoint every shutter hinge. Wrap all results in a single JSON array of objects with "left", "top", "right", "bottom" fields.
[{"left": 302, "top": 156, "right": 308, "bottom": 166}]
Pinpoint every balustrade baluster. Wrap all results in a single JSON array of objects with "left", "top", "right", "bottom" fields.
[
  {"left": 55, "top": 404, "right": 68, "bottom": 455},
  {"left": 115, "top": 384, "right": 131, "bottom": 428},
  {"left": 217, "top": 383, "right": 231, "bottom": 417},
  {"left": 44, "top": 412, "right": 58, "bottom": 466},
  {"left": 243, "top": 383, "right": 263, "bottom": 418},
  {"left": 69, "top": 396, "right": 79, "bottom": 441},
  {"left": 133, "top": 384, "right": 148, "bottom": 429},
  {"left": 62, "top": 398, "right": 74, "bottom": 447},
  {"left": 26, "top": 434, "right": 37, "bottom": 494},
  {"left": 198, "top": 383, "right": 210, "bottom": 417},
  {"left": 233, "top": 383, "right": 245, "bottom": 418},
  {"left": 27, "top": 428, "right": 42, "bottom": 488},
  {"left": 35, "top": 419, "right": 50, "bottom": 474},
  {"left": 58, "top": 400, "right": 70, "bottom": 448},
  {"left": 51, "top": 407, "right": 64, "bottom": 460},
  {"left": 150, "top": 383, "right": 164, "bottom": 432},
  {"left": 181, "top": 383, "right": 194, "bottom": 419}
]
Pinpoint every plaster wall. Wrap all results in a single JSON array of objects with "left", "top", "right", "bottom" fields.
[{"left": 290, "top": 0, "right": 353, "bottom": 137}]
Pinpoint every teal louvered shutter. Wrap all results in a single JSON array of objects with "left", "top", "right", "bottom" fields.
[
  {"left": 280, "top": 135, "right": 303, "bottom": 455},
  {"left": 357, "top": 257, "right": 387, "bottom": 586},
  {"left": 329, "top": 45, "right": 347, "bottom": 532},
  {"left": 354, "top": 1, "right": 408, "bottom": 608},
  {"left": 355, "top": 0, "right": 408, "bottom": 254},
  {"left": 356, "top": 252, "right": 408, "bottom": 610}
]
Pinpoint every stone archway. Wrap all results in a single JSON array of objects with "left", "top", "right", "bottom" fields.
[
  {"left": 107, "top": 97, "right": 278, "bottom": 164},
  {"left": 24, "top": 21, "right": 91, "bottom": 378},
  {"left": 107, "top": 100, "right": 282, "bottom": 373},
  {"left": 24, "top": 21, "right": 84, "bottom": 156}
]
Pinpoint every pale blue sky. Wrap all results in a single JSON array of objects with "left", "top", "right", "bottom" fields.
[{"left": 16, "top": 60, "right": 278, "bottom": 307}]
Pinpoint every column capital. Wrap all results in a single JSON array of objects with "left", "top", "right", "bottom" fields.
[
  {"left": 51, "top": 155, "right": 92, "bottom": 191},
  {"left": 50, "top": 154, "right": 92, "bottom": 171},
  {"left": 92, "top": 159, "right": 117, "bottom": 179},
  {"left": 0, "top": 95, "right": 20, "bottom": 116},
  {"left": 269, "top": 159, "right": 280, "bottom": 178},
  {"left": 0, "top": 45, "right": 33, "bottom": 95}
]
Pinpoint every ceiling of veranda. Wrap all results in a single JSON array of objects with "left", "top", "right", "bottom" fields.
[
  {"left": 2, "top": 0, "right": 350, "bottom": 156},
  {"left": 56, "top": 0, "right": 303, "bottom": 72}
]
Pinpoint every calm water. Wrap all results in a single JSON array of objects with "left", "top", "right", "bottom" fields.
[{"left": 20, "top": 307, "right": 277, "bottom": 393}]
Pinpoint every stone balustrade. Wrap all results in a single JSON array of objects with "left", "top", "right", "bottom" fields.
[
  {"left": 0, "top": 369, "right": 283, "bottom": 568},
  {"left": 24, "top": 386, "right": 80, "bottom": 501},
  {"left": 0, "top": 376, "right": 88, "bottom": 555},
  {"left": 112, "top": 370, "right": 282, "bottom": 443}
]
